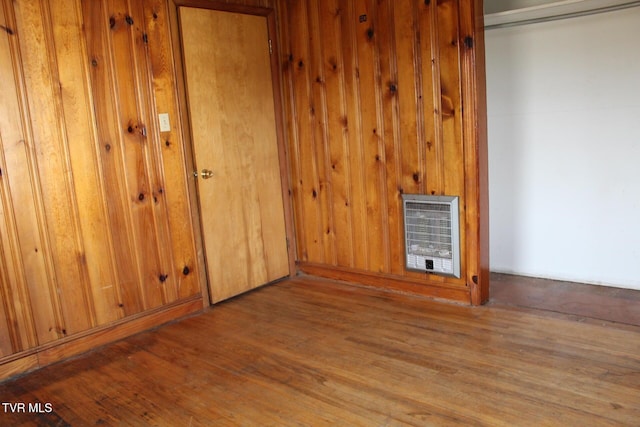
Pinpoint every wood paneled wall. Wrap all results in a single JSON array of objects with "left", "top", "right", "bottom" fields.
[
  {"left": 278, "top": 0, "right": 488, "bottom": 303},
  {"left": 0, "top": 0, "right": 487, "bottom": 380},
  {"left": 0, "top": 0, "right": 201, "bottom": 366}
]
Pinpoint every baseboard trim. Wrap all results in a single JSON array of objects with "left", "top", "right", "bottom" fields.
[
  {"left": 298, "top": 263, "right": 471, "bottom": 304},
  {"left": 0, "top": 296, "right": 203, "bottom": 382}
]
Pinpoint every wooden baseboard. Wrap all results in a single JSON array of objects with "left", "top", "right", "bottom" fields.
[
  {"left": 0, "top": 354, "right": 39, "bottom": 382},
  {"left": 297, "top": 263, "right": 471, "bottom": 304},
  {"left": 0, "top": 297, "right": 203, "bottom": 382}
]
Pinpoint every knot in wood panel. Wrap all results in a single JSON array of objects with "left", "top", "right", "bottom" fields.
[
  {"left": 0, "top": 25, "right": 14, "bottom": 35},
  {"left": 464, "top": 36, "right": 474, "bottom": 49},
  {"left": 440, "top": 95, "right": 455, "bottom": 117},
  {"left": 51, "top": 326, "right": 67, "bottom": 336},
  {"left": 126, "top": 122, "right": 147, "bottom": 137},
  {"left": 366, "top": 27, "right": 374, "bottom": 40}
]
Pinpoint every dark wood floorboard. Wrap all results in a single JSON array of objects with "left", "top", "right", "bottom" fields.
[
  {"left": 1, "top": 275, "right": 639, "bottom": 426},
  {"left": 490, "top": 273, "right": 640, "bottom": 327}
]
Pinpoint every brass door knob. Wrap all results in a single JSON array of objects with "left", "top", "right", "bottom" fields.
[{"left": 200, "top": 169, "right": 214, "bottom": 179}]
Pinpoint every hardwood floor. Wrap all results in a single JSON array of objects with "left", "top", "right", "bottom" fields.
[
  {"left": 490, "top": 272, "right": 640, "bottom": 327},
  {"left": 1, "top": 275, "right": 639, "bottom": 426}
]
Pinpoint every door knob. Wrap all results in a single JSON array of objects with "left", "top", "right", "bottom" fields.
[{"left": 200, "top": 169, "right": 214, "bottom": 179}]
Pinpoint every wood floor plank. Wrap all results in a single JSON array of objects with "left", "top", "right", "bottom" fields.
[
  {"left": 490, "top": 272, "right": 640, "bottom": 327},
  {"left": 1, "top": 275, "right": 639, "bottom": 426}
]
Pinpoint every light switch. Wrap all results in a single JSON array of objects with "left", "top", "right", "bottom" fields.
[{"left": 158, "top": 113, "right": 171, "bottom": 132}]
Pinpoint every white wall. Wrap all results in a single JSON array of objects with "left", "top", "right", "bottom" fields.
[{"left": 485, "top": 6, "right": 640, "bottom": 289}]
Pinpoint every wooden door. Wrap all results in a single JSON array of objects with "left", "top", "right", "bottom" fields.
[{"left": 179, "top": 7, "right": 290, "bottom": 303}]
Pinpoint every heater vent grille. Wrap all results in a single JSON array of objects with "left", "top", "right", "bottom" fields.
[{"left": 402, "top": 195, "right": 460, "bottom": 278}]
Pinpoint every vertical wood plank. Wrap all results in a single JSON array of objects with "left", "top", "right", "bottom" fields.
[
  {"left": 128, "top": 0, "right": 179, "bottom": 305},
  {"left": 375, "top": 0, "right": 401, "bottom": 274},
  {"left": 460, "top": 0, "right": 490, "bottom": 304},
  {"left": 142, "top": 0, "right": 200, "bottom": 300},
  {"left": 39, "top": 0, "right": 101, "bottom": 331},
  {"left": 420, "top": 0, "right": 443, "bottom": 196},
  {"left": 107, "top": 0, "right": 164, "bottom": 309},
  {"left": 12, "top": 0, "right": 85, "bottom": 342},
  {"left": 399, "top": 1, "right": 425, "bottom": 197},
  {"left": 83, "top": 0, "right": 144, "bottom": 317},
  {"left": 0, "top": 0, "right": 40, "bottom": 354},
  {"left": 284, "top": 0, "right": 324, "bottom": 263},
  {"left": 392, "top": 0, "right": 422, "bottom": 274},
  {"left": 436, "top": 0, "right": 466, "bottom": 284},
  {"left": 308, "top": 0, "right": 335, "bottom": 265},
  {"left": 49, "top": 0, "right": 122, "bottom": 326},
  {"left": 316, "top": 0, "right": 355, "bottom": 267},
  {"left": 337, "top": 0, "right": 369, "bottom": 271},
  {"left": 354, "top": 0, "right": 386, "bottom": 272},
  {"left": 437, "top": 0, "right": 464, "bottom": 198}
]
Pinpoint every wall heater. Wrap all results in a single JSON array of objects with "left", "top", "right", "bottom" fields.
[{"left": 402, "top": 194, "right": 461, "bottom": 278}]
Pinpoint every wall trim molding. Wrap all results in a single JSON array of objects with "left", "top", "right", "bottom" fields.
[{"left": 485, "top": 0, "right": 640, "bottom": 29}]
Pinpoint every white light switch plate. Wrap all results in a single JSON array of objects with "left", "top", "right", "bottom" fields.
[{"left": 158, "top": 113, "right": 171, "bottom": 132}]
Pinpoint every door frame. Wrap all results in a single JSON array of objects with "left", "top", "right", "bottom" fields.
[{"left": 168, "top": 0, "right": 297, "bottom": 305}]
